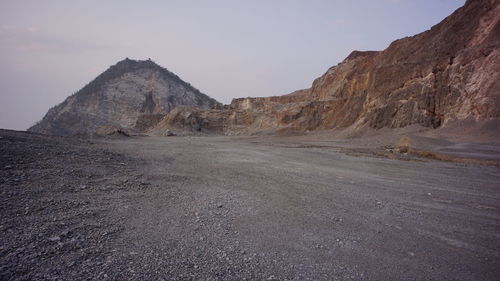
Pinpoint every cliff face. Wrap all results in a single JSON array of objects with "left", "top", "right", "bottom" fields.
[
  {"left": 152, "top": 0, "right": 499, "bottom": 136},
  {"left": 318, "top": 0, "right": 500, "bottom": 129},
  {"left": 29, "top": 59, "right": 220, "bottom": 136}
]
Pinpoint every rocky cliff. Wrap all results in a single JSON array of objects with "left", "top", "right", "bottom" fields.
[
  {"left": 29, "top": 58, "right": 220, "bottom": 136},
  {"left": 151, "top": 0, "right": 499, "bottom": 136}
]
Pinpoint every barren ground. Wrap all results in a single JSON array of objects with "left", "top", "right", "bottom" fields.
[{"left": 1, "top": 129, "right": 499, "bottom": 280}]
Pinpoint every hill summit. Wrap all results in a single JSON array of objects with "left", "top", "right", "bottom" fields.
[{"left": 29, "top": 58, "right": 220, "bottom": 136}]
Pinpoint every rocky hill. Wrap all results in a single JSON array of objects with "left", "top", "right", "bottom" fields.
[
  {"left": 150, "top": 0, "right": 499, "bottom": 136},
  {"left": 29, "top": 58, "right": 220, "bottom": 136}
]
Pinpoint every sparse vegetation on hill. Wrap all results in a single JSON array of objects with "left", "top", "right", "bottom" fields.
[{"left": 29, "top": 58, "right": 220, "bottom": 136}]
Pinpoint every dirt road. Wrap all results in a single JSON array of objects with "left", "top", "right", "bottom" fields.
[{"left": 1, "top": 130, "right": 499, "bottom": 280}]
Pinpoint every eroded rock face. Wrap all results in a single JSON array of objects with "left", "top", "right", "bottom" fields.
[
  {"left": 304, "top": 0, "right": 499, "bottom": 130},
  {"left": 29, "top": 59, "right": 220, "bottom": 136},
  {"left": 149, "top": 107, "right": 233, "bottom": 135},
  {"left": 154, "top": 0, "right": 499, "bottom": 136}
]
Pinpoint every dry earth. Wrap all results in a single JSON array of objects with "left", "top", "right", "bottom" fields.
[{"left": 1, "top": 129, "right": 499, "bottom": 280}]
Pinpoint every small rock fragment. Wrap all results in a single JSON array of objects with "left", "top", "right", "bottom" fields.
[{"left": 49, "top": 236, "right": 61, "bottom": 242}]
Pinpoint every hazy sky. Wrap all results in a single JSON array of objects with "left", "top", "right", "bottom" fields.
[{"left": 0, "top": 0, "right": 465, "bottom": 130}]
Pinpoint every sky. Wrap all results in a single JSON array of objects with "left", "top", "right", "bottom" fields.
[{"left": 0, "top": 0, "right": 465, "bottom": 130}]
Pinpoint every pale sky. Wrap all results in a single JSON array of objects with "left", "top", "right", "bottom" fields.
[{"left": 0, "top": 0, "right": 465, "bottom": 130}]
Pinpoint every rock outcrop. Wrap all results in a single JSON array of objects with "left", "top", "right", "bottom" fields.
[
  {"left": 29, "top": 58, "right": 220, "bottom": 136},
  {"left": 151, "top": 0, "right": 499, "bottom": 136},
  {"left": 31, "top": 0, "right": 499, "bottom": 137}
]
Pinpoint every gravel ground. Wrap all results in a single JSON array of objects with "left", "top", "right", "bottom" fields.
[{"left": 1, "top": 129, "right": 499, "bottom": 280}]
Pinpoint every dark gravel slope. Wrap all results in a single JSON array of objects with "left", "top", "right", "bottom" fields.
[{"left": 1, "top": 130, "right": 499, "bottom": 280}]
